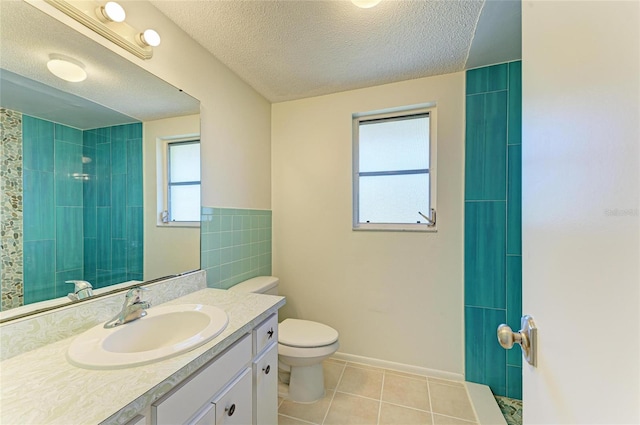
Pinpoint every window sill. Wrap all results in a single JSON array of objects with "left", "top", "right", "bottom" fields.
[
  {"left": 353, "top": 223, "right": 437, "bottom": 233},
  {"left": 156, "top": 221, "right": 201, "bottom": 228}
]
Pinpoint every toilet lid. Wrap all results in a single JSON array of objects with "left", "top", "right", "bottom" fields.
[{"left": 279, "top": 319, "right": 339, "bottom": 348}]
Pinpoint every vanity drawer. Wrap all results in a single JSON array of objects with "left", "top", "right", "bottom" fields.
[
  {"left": 152, "top": 334, "right": 251, "bottom": 425},
  {"left": 189, "top": 368, "right": 252, "bottom": 425},
  {"left": 253, "top": 313, "right": 278, "bottom": 356}
]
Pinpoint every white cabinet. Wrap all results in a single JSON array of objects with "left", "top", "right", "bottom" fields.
[
  {"left": 252, "top": 314, "right": 279, "bottom": 425},
  {"left": 149, "top": 313, "right": 280, "bottom": 425},
  {"left": 253, "top": 343, "right": 278, "bottom": 424},
  {"left": 152, "top": 336, "right": 252, "bottom": 425}
]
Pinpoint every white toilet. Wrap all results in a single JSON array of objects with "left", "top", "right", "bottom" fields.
[{"left": 228, "top": 276, "right": 339, "bottom": 403}]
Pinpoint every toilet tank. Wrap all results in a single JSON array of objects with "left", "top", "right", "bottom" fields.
[{"left": 228, "top": 276, "right": 279, "bottom": 295}]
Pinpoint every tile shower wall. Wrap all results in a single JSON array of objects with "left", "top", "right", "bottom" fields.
[
  {"left": 464, "top": 61, "right": 522, "bottom": 399},
  {"left": 20, "top": 115, "right": 143, "bottom": 304},
  {"left": 201, "top": 207, "right": 272, "bottom": 289}
]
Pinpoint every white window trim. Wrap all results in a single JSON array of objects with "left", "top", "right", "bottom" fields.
[
  {"left": 352, "top": 105, "right": 438, "bottom": 232},
  {"left": 156, "top": 134, "right": 201, "bottom": 228}
]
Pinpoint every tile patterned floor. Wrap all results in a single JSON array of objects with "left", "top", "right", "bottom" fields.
[
  {"left": 495, "top": 396, "right": 522, "bottom": 425},
  {"left": 278, "top": 359, "right": 479, "bottom": 425}
]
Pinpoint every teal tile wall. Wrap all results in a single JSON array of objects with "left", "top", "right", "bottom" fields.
[
  {"left": 464, "top": 61, "right": 522, "bottom": 399},
  {"left": 22, "top": 117, "right": 143, "bottom": 302},
  {"left": 85, "top": 123, "right": 144, "bottom": 287},
  {"left": 201, "top": 207, "right": 272, "bottom": 289}
]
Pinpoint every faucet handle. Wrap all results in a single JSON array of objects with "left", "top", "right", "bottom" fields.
[
  {"left": 66, "top": 280, "right": 94, "bottom": 301},
  {"left": 66, "top": 280, "right": 93, "bottom": 290},
  {"left": 124, "top": 286, "right": 149, "bottom": 304}
]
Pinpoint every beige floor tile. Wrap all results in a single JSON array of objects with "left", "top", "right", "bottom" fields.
[
  {"left": 337, "top": 366, "right": 384, "bottom": 399},
  {"left": 278, "top": 390, "right": 334, "bottom": 425},
  {"left": 324, "top": 360, "right": 345, "bottom": 390},
  {"left": 428, "top": 383, "right": 476, "bottom": 422},
  {"left": 323, "top": 392, "right": 380, "bottom": 425},
  {"left": 379, "top": 402, "right": 433, "bottom": 425},
  {"left": 326, "top": 357, "right": 347, "bottom": 365},
  {"left": 382, "top": 373, "right": 431, "bottom": 411},
  {"left": 432, "top": 414, "right": 478, "bottom": 425},
  {"left": 279, "top": 414, "right": 317, "bottom": 425}
]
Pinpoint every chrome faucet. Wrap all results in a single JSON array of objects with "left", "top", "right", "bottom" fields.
[
  {"left": 66, "top": 280, "right": 93, "bottom": 301},
  {"left": 104, "top": 287, "right": 151, "bottom": 328}
]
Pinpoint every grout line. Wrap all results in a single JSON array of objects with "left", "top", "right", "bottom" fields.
[
  {"left": 431, "top": 412, "right": 478, "bottom": 424},
  {"left": 427, "top": 378, "right": 435, "bottom": 425},
  {"left": 377, "top": 371, "right": 385, "bottom": 425},
  {"left": 379, "top": 400, "right": 432, "bottom": 414},
  {"left": 278, "top": 413, "right": 318, "bottom": 425},
  {"left": 321, "top": 362, "right": 345, "bottom": 425}
]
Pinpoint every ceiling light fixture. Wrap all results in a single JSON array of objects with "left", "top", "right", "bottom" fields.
[
  {"left": 137, "top": 29, "right": 161, "bottom": 47},
  {"left": 351, "top": 0, "right": 382, "bottom": 9},
  {"left": 46, "top": 54, "right": 87, "bottom": 82},
  {"left": 96, "top": 1, "right": 126, "bottom": 23},
  {"left": 44, "top": 0, "right": 159, "bottom": 60}
]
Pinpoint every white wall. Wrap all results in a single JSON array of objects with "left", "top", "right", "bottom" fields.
[
  {"left": 272, "top": 72, "right": 465, "bottom": 374},
  {"left": 32, "top": 0, "right": 272, "bottom": 210},
  {"left": 522, "top": 1, "right": 639, "bottom": 423},
  {"left": 143, "top": 115, "right": 200, "bottom": 279}
]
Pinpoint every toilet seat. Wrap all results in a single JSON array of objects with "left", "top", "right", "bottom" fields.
[{"left": 279, "top": 319, "right": 339, "bottom": 348}]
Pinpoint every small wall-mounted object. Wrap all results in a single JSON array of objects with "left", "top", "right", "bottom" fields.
[
  {"left": 44, "top": 0, "right": 160, "bottom": 60},
  {"left": 497, "top": 315, "right": 537, "bottom": 366},
  {"left": 418, "top": 209, "right": 436, "bottom": 227}
]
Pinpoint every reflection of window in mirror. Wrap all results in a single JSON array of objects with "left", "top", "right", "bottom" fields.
[{"left": 158, "top": 138, "right": 201, "bottom": 226}]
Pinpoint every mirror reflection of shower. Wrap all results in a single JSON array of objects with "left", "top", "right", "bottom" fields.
[{"left": 17, "top": 111, "right": 143, "bottom": 306}]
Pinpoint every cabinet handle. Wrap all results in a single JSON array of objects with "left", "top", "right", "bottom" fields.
[
  {"left": 225, "top": 404, "right": 236, "bottom": 417},
  {"left": 262, "top": 364, "right": 271, "bottom": 374},
  {"left": 267, "top": 327, "right": 274, "bottom": 339}
]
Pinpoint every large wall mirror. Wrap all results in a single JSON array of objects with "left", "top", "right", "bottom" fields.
[{"left": 0, "top": 1, "right": 201, "bottom": 319}]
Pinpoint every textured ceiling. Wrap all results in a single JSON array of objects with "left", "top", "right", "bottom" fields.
[{"left": 150, "top": 0, "right": 520, "bottom": 103}]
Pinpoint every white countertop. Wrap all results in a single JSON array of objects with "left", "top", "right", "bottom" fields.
[{"left": 0, "top": 288, "right": 285, "bottom": 425}]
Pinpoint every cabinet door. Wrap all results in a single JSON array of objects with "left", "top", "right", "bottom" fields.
[
  {"left": 253, "top": 343, "right": 278, "bottom": 425},
  {"left": 213, "top": 368, "right": 253, "bottom": 425}
]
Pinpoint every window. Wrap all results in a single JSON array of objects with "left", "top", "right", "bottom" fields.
[
  {"left": 164, "top": 140, "right": 201, "bottom": 223},
  {"left": 353, "top": 107, "right": 436, "bottom": 231}
]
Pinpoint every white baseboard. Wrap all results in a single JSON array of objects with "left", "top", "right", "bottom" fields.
[{"left": 331, "top": 351, "right": 465, "bottom": 382}]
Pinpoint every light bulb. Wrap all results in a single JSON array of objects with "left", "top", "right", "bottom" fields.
[
  {"left": 138, "top": 29, "right": 161, "bottom": 47},
  {"left": 97, "top": 1, "right": 126, "bottom": 23}
]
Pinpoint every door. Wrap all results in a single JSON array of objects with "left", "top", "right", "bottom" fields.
[{"left": 522, "top": 1, "right": 639, "bottom": 424}]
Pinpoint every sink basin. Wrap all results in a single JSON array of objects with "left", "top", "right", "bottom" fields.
[{"left": 67, "top": 304, "right": 229, "bottom": 369}]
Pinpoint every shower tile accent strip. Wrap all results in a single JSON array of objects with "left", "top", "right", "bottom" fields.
[
  {"left": 464, "top": 61, "right": 522, "bottom": 399},
  {"left": 201, "top": 207, "right": 272, "bottom": 289},
  {"left": 0, "top": 108, "right": 24, "bottom": 310}
]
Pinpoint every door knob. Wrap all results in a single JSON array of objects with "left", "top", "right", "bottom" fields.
[{"left": 497, "top": 315, "right": 537, "bottom": 367}]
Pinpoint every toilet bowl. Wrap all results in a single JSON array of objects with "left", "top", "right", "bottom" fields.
[
  {"left": 228, "top": 276, "right": 339, "bottom": 403},
  {"left": 277, "top": 318, "right": 339, "bottom": 402}
]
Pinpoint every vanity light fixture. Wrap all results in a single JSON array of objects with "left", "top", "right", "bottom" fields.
[
  {"left": 44, "top": 0, "right": 159, "bottom": 60},
  {"left": 46, "top": 54, "right": 87, "bottom": 82},
  {"left": 96, "top": 1, "right": 126, "bottom": 23},
  {"left": 351, "top": 0, "right": 382, "bottom": 8},
  {"left": 137, "top": 29, "right": 161, "bottom": 47}
]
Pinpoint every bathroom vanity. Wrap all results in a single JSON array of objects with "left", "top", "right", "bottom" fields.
[{"left": 0, "top": 277, "right": 284, "bottom": 425}]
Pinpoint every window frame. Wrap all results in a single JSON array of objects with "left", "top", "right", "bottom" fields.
[
  {"left": 157, "top": 136, "right": 201, "bottom": 228},
  {"left": 352, "top": 105, "right": 437, "bottom": 232}
]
